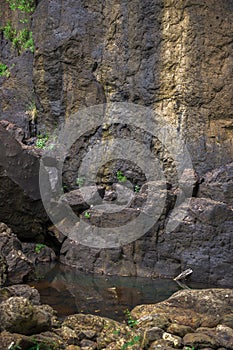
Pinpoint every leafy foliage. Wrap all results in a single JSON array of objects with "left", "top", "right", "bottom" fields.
[
  {"left": 2, "top": 21, "right": 16, "bottom": 41},
  {"left": 6, "top": 0, "right": 36, "bottom": 13},
  {"left": 35, "top": 243, "right": 46, "bottom": 254},
  {"left": 121, "top": 335, "right": 141, "bottom": 349},
  {"left": 84, "top": 211, "right": 91, "bottom": 219},
  {"left": 9, "top": 339, "right": 55, "bottom": 350},
  {"left": 76, "top": 177, "right": 85, "bottom": 186},
  {"left": 124, "top": 309, "right": 138, "bottom": 328},
  {"left": 117, "top": 171, "right": 127, "bottom": 183},
  {"left": 12, "top": 28, "right": 34, "bottom": 53},
  {"left": 35, "top": 134, "right": 49, "bottom": 149},
  {"left": 0, "top": 63, "right": 10, "bottom": 77},
  {"left": 2, "top": 22, "right": 34, "bottom": 54}
]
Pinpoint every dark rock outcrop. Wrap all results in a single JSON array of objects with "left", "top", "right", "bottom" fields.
[
  {"left": 60, "top": 192, "right": 233, "bottom": 286},
  {"left": 0, "top": 223, "right": 34, "bottom": 284},
  {"left": 0, "top": 284, "right": 40, "bottom": 305},
  {"left": 0, "top": 254, "right": 7, "bottom": 287},
  {"left": 0, "top": 123, "right": 51, "bottom": 241},
  {"left": 22, "top": 242, "right": 56, "bottom": 264}
]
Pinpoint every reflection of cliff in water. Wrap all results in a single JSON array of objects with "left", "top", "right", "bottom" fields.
[{"left": 29, "top": 263, "right": 216, "bottom": 321}]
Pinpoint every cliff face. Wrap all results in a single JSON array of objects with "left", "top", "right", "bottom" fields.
[
  {"left": 33, "top": 0, "right": 232, "bottom": 174},
  {"left": 1, "top": 0, "right": 232, "bottom": 171},
  {"left": 0, "top": 0, "right": 232, "bottom": 285}
]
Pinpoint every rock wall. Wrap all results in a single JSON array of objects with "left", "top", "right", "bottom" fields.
[
  {"left": 0, "top": 122, "right": 50, "bottom": 242},
  {"left": 0, "top": 2, "right": 34, "bottom": 129},
  {"left": 0, "top": 0, "right": 232, "bottom": 285},
  {"left": 32, "top": 0, "right": 233, "bottom": 174}
]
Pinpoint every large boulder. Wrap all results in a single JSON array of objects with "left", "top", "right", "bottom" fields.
[
  {"left": 59, "top": 190, "right": 233, "bottom": 286},
  {"left": 0, "top": 284, "right": 40, "bottom": 305},
  {"left": 0, "top": 223, "right": 34, "bottom": 284},
  {"left": 21, "top": 242, "right": 56, "bottom": 264},
  {"left": 60, "top": 313, "right": 140, "bottom": 350},
  {"left": 198, "top": 162, "right": 233, "bottom": 206},
  {"left": 132, "top": 289, "right": 233, "bottom": 329},
  {"left": 0, "top": 296, "right": 56, "bottom": 335},
  {"left": 0, "top": 123, "right": 50, "bottom": 242},
  {"left": 132, "top": 289, "right": 233, "bottom": 349}
]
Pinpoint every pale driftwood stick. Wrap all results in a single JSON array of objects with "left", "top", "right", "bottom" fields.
[{"left": 173, "top": 268, "right": 193, "bottom": 281}]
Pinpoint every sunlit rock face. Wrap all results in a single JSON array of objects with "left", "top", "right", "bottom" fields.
[
  {"left": 32, "top": 0, "right": 233, "bottom": 173},
  {"left": 0, "top": 0, "right": 232, "bottom": 284}
]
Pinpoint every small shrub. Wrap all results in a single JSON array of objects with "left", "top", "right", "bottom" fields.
[
  {"left": 2, "top": 21, "right": 16, "bottom": 41},
  {"left": 6, "top": 0, "right": 36, "bottom": 13},
  {"left": 0, "top": 63, "right": 10, "bottom": 77},
  {"left": 35, "top": 243, "right": 46, "bottom": 254},
  {"left": 26, "top": 101, "right": 37, "bottom": 122},
  {"left": 35, "top": 134, "right": 49, "bottom": 149},
  {"left": 84, "top": 211, "right": 91, "bottom": 219},
  {"left": 76, "top": 177, "right": 85, "bottom": 186},
  {"left": 117, "top": 171, "right": 127, "bottom": 183},
  {"left": 12, "top": 28, "right": 34, "bottom": 54},
  {"left": 124, "top": 309, "right": 138, "bottom": 328},
  {"left": 121, "top": 335, "right": 141, "bottom": 350},
  {"left": 2, "top": 22, "right": 34, "bottom": 54}
]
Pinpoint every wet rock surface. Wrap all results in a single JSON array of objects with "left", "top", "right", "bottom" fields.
[{"left": 0, "top": 287, "right": 232, "bottom": 349}]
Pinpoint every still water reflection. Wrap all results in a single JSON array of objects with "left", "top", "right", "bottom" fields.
[{"left": 29, "top": 263, "right": 215, "bottom": 321}]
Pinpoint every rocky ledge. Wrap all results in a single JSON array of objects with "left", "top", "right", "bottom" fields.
[
  {"left": 0, "top": 222, "right": 56, "bottom": 286},
  {"left": 0, "top": 285, "right": 232, "bottom": 350}
]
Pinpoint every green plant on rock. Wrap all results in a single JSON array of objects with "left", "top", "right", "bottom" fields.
[
  {"left": 35, "top": 134, "right": 49, "bottom": 149},
  {"left": 76, "top": 177, "right": 85, "bottom": 186},
  {"left": 134, "top": 185, "right": 140, "bottom": 193},
  {"left": 124, "top": 309, "right": 138, "bottom": 328},
  {"left": 84, "top": 211, "right": 91, "bottom": 219},
  {"left": 117, "top": 171, "right": 127, "bottom": 183},
  {"left": 0, "top": 63, "right": 10, "bottom": 77},
  {"left": 35, "top": 243, "right": 46, "bottom": 254},
  {"left": 12, "top": 28, "right": 34, "bottom": 53},
  {"left": 6, "top": 0, "right": 36, "bottom": 13},
  {"left": 2, "top": 22, "right": 34, "bottom": 54},
  {"left": 2, "top": 21, "right": 16, "bottom": 41},
  {"left": 26, "top": 101, "right": 37, "bottom": 123},
  {"left": 121, "top": 335, "right": 141, "bottom": 350}
]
